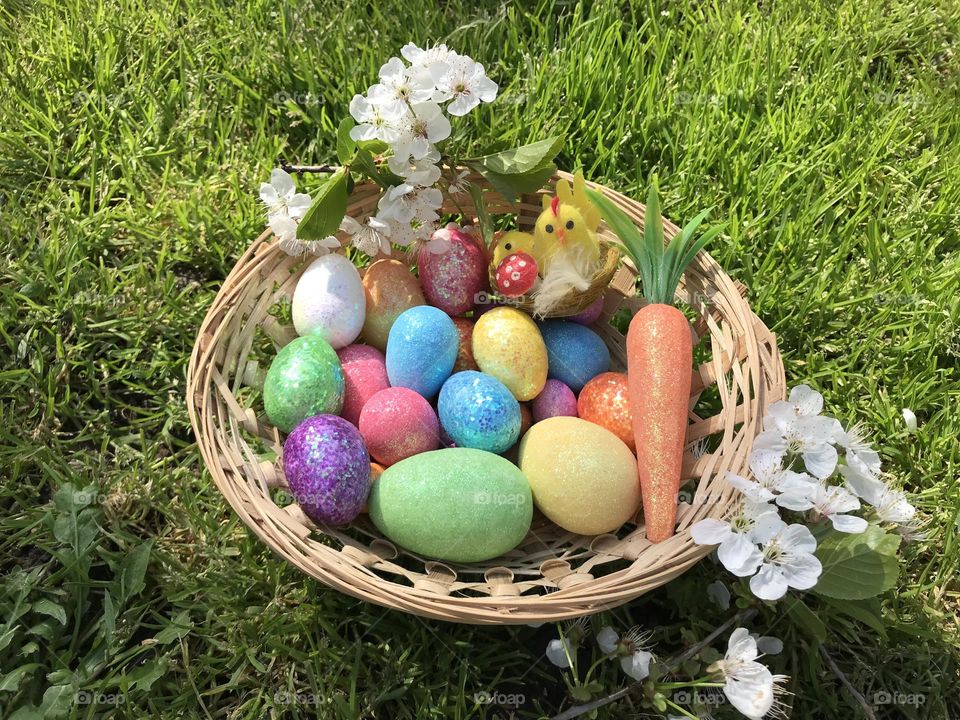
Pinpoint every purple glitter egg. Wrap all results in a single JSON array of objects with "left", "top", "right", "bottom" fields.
[
  {"left": 282, "top": 415, "right": 370, "bottom": 526},
  {"left": 531, "top": 379, "right": 578, "bottom": 423},
  {"left": 567, "top": 296, "right": 604, "bottom": 325}
]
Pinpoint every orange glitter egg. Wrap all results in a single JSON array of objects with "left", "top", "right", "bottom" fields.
[
  {"left": 452, "top": 317, "right": 478, "bottom": 372},
  {"left": 577, "top": 372, "right": 634, "bottom": 452}
]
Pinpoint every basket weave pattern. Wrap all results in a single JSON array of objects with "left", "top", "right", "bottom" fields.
[{"left": 187, "top": 171, "right": 786, "bottom": 624}]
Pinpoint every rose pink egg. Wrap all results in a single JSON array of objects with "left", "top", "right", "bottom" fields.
[
  {"left": 418, "top": 225, "right": 489, "bottom": 316},
  {"left": 336, "top": 344, "right": 390, "bottom": 427},
  {"left": 358, "top": 387, "right": 440, "bottom": 466},
  {"left": 531, "top": 379, "right": 578, "bottom": 422}
]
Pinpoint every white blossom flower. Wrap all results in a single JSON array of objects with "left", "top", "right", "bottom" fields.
[
  {"left": 434, "top": 56, "right": 498, "bottom": 115},
  {"left": 902, "top": 407, "right": 918, "bottom": 432},
  {"left": 387, "top": 147, "right": 442, "bottom": 186},
  {"left": 546, "top": 638, "right": 573, "bottom": 668},
  {"left": 748, "top": 524, "right": 822, "bottom": 600},
  {"left": 710, "top": 628, "right": 787, "bottom": 719},
  {"left": 597, "top": 626, "right": 619, "bottom": 655},
  {"left": 368, "top": 56, "right": 435, "bottom": 105},
  {"left": 725, "top": 450, "right": 815, "bottom": 503},
  {"left": 260, "top": 168, "right": 312, "bottom": 219},
  {"left": 841, "top": 471, "right": 916, "bottom": 525},
  {"left": 594, "top": 627, "right": 654, "bottom": 680},
  {"left": 832, "top": 422, "right": 882, "bottom": 480},
  {"left": 348, "top": 94, "right": 406, "bottom": 143},
  {"left": 755, "top": 397, "right": 839, "bottom": 479},
  {"left": 340, "top": 214, "right": 392, "bottom": 257},
  {"left": 401, "top": 42, "right": 456, "bottom": 83},
  {"left": 377, "top": 184, "right": 443, "bottom": 224},
  {"left": 776, "top": 480, "right": 867, "bottom": 533},
  {"left": 391, "top": 101, "right": 451, "bottom": 161},
  {"left": 707, "top": 580, "right": 731, "bottom": 610},
  {"left": 691, "top": 501, "right": 785, "bottom": 576},
  {"left": 446, "top": 168, "right": 471, "bottom": 196}
]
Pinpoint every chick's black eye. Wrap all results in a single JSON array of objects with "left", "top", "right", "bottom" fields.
[
  {"left": 504, "top": 242, "right": 512, "bottom": 250},
  {"left": 565, "top": 220, "right": 574, "bottom": 230},
  {"left": 545, "top": 224, "right": 554, "bottom": 233}
]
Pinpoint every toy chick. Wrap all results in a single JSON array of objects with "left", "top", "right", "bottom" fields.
[
  {"left": 492, "top": 229, "right": 538, "bottom": 267},
  {"left": 534, "top": 170, "right": 601, "bottom": 269}
]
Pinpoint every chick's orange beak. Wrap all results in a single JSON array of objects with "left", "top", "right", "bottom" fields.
[{"left": 556, "top": 228, "right": 566, "bottom": 243}]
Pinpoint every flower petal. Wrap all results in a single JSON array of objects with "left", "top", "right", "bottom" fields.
[
  {"left": 802, "top": 442, "right": 838, "bottom": 479},
  {"left": 789, "top": 384, "right": 824, "bottom": 416},
  {"left": 620, "top": 650, "right": 652, "bottom": 681},
  {"left": 545, "top": 639, "right": 571, "bottom": 668},
  {"left": 707, "top": 580, "right": 731, "bottom": 610},
  {"left": 718, "top": 534, "right": 762, "bottom": 576},
  {"left": 750, "top": 563, "right": 788, "bottom": 600},
  {"left": 596, "top": 626, "right": 618, "bottom": 655},
  {"left": 780, "top": 551, "right": 822, "bottom": 590},
  {"left": 830, "top": 513, "right": 868, "bottom": 533},
  {"left": 724, "top": 661, "right": 775, "bottom": 719},
  {"left": 269, "top": 168, "right": 295, "bottom": 199},
  {"left": 690, "top": 518, "right": 732, "bottom": 545}
]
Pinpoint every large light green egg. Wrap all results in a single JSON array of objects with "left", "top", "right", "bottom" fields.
[
  {"left": 368, "top": 448, "right": 532, "bottom": 562},
  {"left": 263, "top": 334, "right": 344, "bottom": 433}
]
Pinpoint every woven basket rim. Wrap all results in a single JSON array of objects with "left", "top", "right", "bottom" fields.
[{"left": 186, "top": 170, "right": 786, "bottom": 624}]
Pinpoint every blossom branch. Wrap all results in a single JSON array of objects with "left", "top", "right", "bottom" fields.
[
  {"left": 278, "top": 160, "right": 338, "bottom": 175},
  {"left": 550, "top": 609, "right": 758, "bottom": 720},
  {"left": 819, "top": 645, "right": 877, "bottom": 720}
]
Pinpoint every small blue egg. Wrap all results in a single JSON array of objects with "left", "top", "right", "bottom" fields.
[
  {"left": 386, "top": 306, "right": 458, "bottom": 398},
  {"left": 538, "top": 320, "right": 611, "bottom": 393},
  {"left": 438, "top": 371, "right": 521, "bottom": 454}
]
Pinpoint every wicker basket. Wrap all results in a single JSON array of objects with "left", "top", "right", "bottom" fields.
[{"left": 187, "top": 170, "right": 786, "bottom": 625}]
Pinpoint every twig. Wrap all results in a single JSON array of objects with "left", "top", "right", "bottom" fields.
[
  {"left": 819, "top": 645, "right": 877, "bottom": 720},
  {"left": 278, "top": 160, "right": 338, "bottom": 175},
  {"left": 550, "top": 609, "right": 757, "bottom": 720}
]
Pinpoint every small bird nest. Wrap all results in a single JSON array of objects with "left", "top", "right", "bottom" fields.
[
  {"left": 487, "top": 239, "right": 621, "bottom": 318},
  {"left": 186, "top": 170, "right": 787, "bottom": 625}
]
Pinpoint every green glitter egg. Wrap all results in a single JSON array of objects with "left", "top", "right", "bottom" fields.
[
  {"left": 368, "top": 448, "right": 532, "bottom": 562},
  {"left": 264, "top": 334, "right": 344, "bottom": 433}
]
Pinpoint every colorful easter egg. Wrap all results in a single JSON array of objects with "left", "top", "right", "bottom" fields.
[
  {"left": 360, "top": 462, "right": 385, "bottom": 514},
  {"left": 538, "top": 320, "right": 611, "bottom": 393},
  {"left": 531, "top": 379, "right": 578, "bottom": 422},
  {"left": 519, "top": 417, "right": 640, "bottom": 535},
  {"left": 368, "top": 448, "right": 532, "bottom": 562},
  {"left": 292, "top": 253, "right": 366, "bottom": 348},
  {"left": 472, "top": 307, "right": 548, "bottom": 401},
  {"left": 361, "top": 259, "right": 425, "bottom": 351},
  {"left": 452, "top": 317, "right": 478, "bottom": 372},
  {"left": 336, "top": 344, "right": 390, "bottom": 427},
  {"left": 264, "top": 335, "right": 344, "bottom": 433},
  {"left": 567, "top": 296, "right": 604, "bottom": 325},
  {"left": 359, "top": 387, "right": 440, "bottom": 466},
  {"left": 283, "top": 415, "right": 370, "bottom": 526},
  {"left": 578, "top": 372, "right": 634, "bottom": 451},
  {"left": 418, "top": 225, "right": 488, "bottom": 315},
  {"left": 438, "top": 371, "right": 521, "bottom": 454},
  {"left": 385, "top": 306, "right": 458, "bottom": 398},
  {"left": 495, "top": 252, "right": 539, "bottom": 298}
]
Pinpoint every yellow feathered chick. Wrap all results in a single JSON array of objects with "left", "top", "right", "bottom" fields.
[
  {"left": 492, "top": 230, "right": 539, "bottom": 267},
  {"left": 534, "top": 170, "right": 601, "bottom": 269}
]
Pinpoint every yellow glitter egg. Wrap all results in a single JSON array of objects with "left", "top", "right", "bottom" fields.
[
  {"left": 472, "top": 307, "right": 548, "bottom": 401},
  {"left": 519, "top": 417, "right": 640, "bottom": 535}
]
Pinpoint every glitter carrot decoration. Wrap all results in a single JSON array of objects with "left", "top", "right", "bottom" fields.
[{"left": 587, "top": 183, "right": 723, "bottom": 543}]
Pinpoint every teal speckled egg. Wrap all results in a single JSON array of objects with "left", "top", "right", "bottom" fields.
[
  {"left": 368, "top": 448, "right": 532, "bottom": 562},
  {"left": 264, "top": 335, "right": 344, "bottom": 433}
]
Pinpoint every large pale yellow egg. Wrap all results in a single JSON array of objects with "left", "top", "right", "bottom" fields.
[
  {"left": 472, "top": 307, "right": 547, "bottom": 401},
  {"left": 519, "top": 417, "right": 640, "bottom": 535},
  {"left": 360, "top": 259, "right": 425, "bottom": 351}
]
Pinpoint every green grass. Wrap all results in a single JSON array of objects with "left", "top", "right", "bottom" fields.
[{"left": 2, "top": 0, "right": 959, "bottom": 717}]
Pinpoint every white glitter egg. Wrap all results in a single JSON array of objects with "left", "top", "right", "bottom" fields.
[{"left": 292, "top": 254, "right": 366, "bottom": 348}]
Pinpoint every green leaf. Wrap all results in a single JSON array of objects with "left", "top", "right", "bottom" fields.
[
  {"left": 120, "top": 540, "right": 153, "bottom": 601},
  {"left": 130, "top": 657, "right": 169, "bottom": 692},
  {"left": 296, "top": 168, "right": 348, "bottom": 240},
  {"left": 155, "top": 610, "right": 193, "bottom": 644},
  {"left": 586, "top": 188, "right": 653, "bottom": 297},
  {"left": 351, "top": 149, "right": 403, "bottom": 189},
  {"left": 785, "top": 597, "right": 827, "bottom": 644},
  {"left": 32, "top": 599, "right": 66, "bottom": 626},
  {"left": 0, "top": 664, "right": 38, "bottom": 693},
  {"left": 822, "top": 597, "right": 888, "bottom": 637},
  {"left": 356, "top": 138, "right": 388, "bottom": 155},
  {"left": 468, "top": 184, "right": 494, "bottom": 248},
  {"left": 39, "top": 684, "right": 73, "bottom": 718},
  {"left": 813, "top": 525, "right": 901, "bottom": 600},
  {"left": 468, "top": 136, "right": 563, "bottom": 175},
  {"left": 467, "top": 159, "right": 555, "bottom": 203},
  {"left": 336, "top": 118, "right": 356, "bottom": 165}
]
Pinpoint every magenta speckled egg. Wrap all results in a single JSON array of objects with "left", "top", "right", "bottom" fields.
[
  {"left": 531, "top": 379, "right": 578, "bottom": 422},
  {"left": 336, "top": 344, "right": 390, "bottom": 427},
  {"left": 567, "top": 296, "right": 604, "bottom": 325},
  {"left": 358, "top": 387, "right": 440, "bottom": 466},
  {"left": 418, "top": 225, "right": 488, "bottom": 316}
]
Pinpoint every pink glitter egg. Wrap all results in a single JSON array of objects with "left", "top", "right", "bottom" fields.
[
  {"left": 531, "top": 379, "right": 578, "bottom": 423},
  {"left": 336, "top": 344, "right": 390, "bottom": 427},
  {"left": 567, "top": 296, "right": 604, "bottom": 325},
  {"left": 358, "top": 387, "right": 440, "bottom": 466},
  {"left": 418, "top": 225, "right": 489, "bottom": 316}
]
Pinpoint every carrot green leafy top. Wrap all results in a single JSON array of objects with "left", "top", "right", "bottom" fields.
[{"left": 586, "top": 185, "right": 723, "bottom": 306}]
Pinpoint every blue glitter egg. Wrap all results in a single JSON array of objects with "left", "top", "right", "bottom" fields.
[
  {"left": 385, "top": 306, "right": 458, "bottom": 399},
  {"left": 538, "top": 320, "right": 611, "bottom": 393},
  {"left": 438, "top": 371, "right": 521, "bottom": 454}
]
